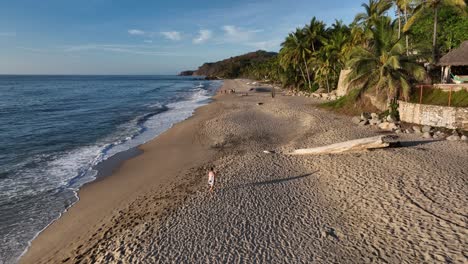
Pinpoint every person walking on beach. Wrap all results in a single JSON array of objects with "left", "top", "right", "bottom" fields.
[{"left": 208, "top": 167, "right": 216, "bottom": 192}]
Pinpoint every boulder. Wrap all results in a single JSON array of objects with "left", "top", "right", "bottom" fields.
[
  {"left": 422, "top": 132, "right": 432, "bottom": 139},
  {"left": 389, "top": 123, "right": 398, "bottom": 130},
  {"left": 386, "top": 115, "right": 395, "bottom": 122},
  {"left": 359, "top": 120, "right": 369, "bottom": 126},
  {"left": 395, "top": 129, "right": 402, "bottom": 134},
  {"left": 405, "top": 128, "right": 413, "bottom": 134},
  {"left": 315, "top": 88, "right": 326, "bottom": 94},
  {"left": 330, "top": 95, "right": 337, "bottom": 101},
  {"left": 461, "top": 135, "right": 467, "bottom": 141},
  {"left": 370, "top": 113, "right": 379, "bottom": 119},
  {"left": 361, "top": 112, "right": 371, "bottom": 120},
  {"left": 352, "top": 116, "right": 361, "bottom": 125},
  {"left": 369, "top": 119, "right": 381, "bottom": 126},
  {"left": 378, "top": 122, "right": 397, "bottom": 131},
  {"left": 412, "top": 126, "right": 422, "bottom": 134},
  {"left": 422, "top": 126, "right": 432, "bottom": 133},
  {"left": 446, "top": 135, "right": 460, "bottom": 141}
]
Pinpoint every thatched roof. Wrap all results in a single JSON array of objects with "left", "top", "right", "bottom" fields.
[{"left": 438, "top": 40, "right": 468, "bottom": 66}]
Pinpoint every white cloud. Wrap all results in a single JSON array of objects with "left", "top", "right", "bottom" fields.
[
  {"left": 161, "top": 31, "right": 182, "bottom": 41},
  {"left": 128, "top": 29, "right": 146, "bottom": 36},
  {"left": 193, "top": 29, "right": 213, "bottom": 44},
  {"left": 222, "top": 25, "right": 262, "bottom": 43}
]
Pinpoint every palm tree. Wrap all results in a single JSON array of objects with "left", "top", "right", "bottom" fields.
[
  {"left": 347, "top": 17, "right": 426, "bottom": 101},
  {"left": 404, "top": 0, "right": 466, "bottom": 62},
  {"left": 303, "top": 17, "right": 326, "bottom": 52},
  {"left": 280, "top": 29, "right": 313, "bottom": 90},
  {"left": 395, "top": 0, "right": 414, "bottom": 55},
  {"left": 312, "top": 25, "right": 350, "bottom": 92},
  {"left": 355, "top": 0, "right": 393, "bottom": 29}
]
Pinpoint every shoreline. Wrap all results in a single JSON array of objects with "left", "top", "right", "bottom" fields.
[
  {"left": 17, "top": 146, "right": 144, "bottom": 261},
  {"left": 20, "top": 79, "right": 468, "bottom": 263},
  {"left": 19, "top": 82, "right": 226, "bottom": 263}
]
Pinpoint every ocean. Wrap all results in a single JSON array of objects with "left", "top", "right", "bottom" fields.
[{"left": 0, "top": 75, "right": 222, "bottom": 263}]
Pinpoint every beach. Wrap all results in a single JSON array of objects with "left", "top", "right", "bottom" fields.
[{"left": 20, "top": 79, "right": 467, "bottom": 263}]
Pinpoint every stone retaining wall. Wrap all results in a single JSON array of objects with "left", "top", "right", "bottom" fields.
[{"left": 398, "top": 101, "right": 468, "bottom": 130}]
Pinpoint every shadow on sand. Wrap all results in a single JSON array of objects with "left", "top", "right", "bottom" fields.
[
  {"left": 253, "top": 87, "right": 272, "bottom": 93},
  {"left": 389, "top": 140, "right": 442, "bottom": 148},
  {"left": 224, "top": 171, "right": 318, "bottom": 191}
]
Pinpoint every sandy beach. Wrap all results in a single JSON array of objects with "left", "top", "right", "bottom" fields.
[{"left": 20, "top": 79, "right": 467, "bottom": 263}]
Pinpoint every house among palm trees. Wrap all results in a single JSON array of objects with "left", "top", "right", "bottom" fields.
[{"left": 437, "top": 40, "right": 468, "bottom": 91}]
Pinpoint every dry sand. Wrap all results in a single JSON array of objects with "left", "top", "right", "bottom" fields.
[{"left": 21, "top": 79, "right": 467, "bottom": 263}]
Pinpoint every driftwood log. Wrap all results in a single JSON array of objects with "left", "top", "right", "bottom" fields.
[{"left": 289, "top": 135, "right": 396, "bottom": 155}]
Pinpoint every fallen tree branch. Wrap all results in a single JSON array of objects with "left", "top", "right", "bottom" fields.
[{"left": 289, "top": 135, "right": 396, "bottom": 155}]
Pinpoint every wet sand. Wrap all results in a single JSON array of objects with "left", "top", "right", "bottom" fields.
[{"left": 21, "top": 79, "right": 468, "bottom": 263}]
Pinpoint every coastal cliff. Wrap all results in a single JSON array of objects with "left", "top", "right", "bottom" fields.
[{"left": 179, "top": 50, "right": 277, "bottom": 78}]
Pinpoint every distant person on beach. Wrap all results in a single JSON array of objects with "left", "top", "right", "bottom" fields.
[{"left": 208, "top": 167, "right": 216, "bottom": 192}]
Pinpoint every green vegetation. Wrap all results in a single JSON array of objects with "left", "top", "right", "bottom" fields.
[
  {"left": 410, "top": 89, "right": 468, "bottom": 107},
  {"left": 321, "top": 89, "right": 380, "bottom": 115},
  {"left": 404, "top": 0, "right": 467, "bottom": 62},
  {"left": 189, "top": 50, "right": 277, "bottom": 79},
  {"left": 243, "top": 0, "right": 467, "bottom": 107}
]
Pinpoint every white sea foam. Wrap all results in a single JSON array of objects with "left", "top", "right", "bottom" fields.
[{"left": 10, "top": 81, "right": 222, "bottom": 264}]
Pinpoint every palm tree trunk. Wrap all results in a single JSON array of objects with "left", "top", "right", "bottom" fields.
[
  {"left": 397, "top": 8, "right": 401, "bottom": 39},
  {"left": 432, "top": 7, "right": 439, "bottom": 62},
  {"left": 298, "top": 66, "right": 307, "bottom": 89},
  {"left": 404, "top": 6, "right": 409, "bottom": 56},
  {"left": 326, "top": 75, "right": 330, "bottom": 93},
  {"left": 302, "top": 56, "right": 312, "bottom": 91}
]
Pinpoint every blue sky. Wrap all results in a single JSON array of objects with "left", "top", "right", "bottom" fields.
[{"left": 0, "top": 0, "right": 364, "bottom": 74}]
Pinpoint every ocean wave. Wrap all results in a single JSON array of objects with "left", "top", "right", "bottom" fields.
[{"left": 0, "top": 77, "right": 223, "bottom": 263}]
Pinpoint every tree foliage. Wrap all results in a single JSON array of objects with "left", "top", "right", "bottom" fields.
[{"left": 238, "top": 0, "right": 466, "bottom": 103}]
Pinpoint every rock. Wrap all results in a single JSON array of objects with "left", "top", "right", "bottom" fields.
[
  {"left": 422, "top": 126, "right": 432, "bottom": 133},
  {"left": 452, "top": 130, "right": 459, "bottom": 136},
  {"left": 370, "top": 113, "right": 379, "bottom": 119},
  {"left": 378, "top": 122, "right": 397, "bottom": 131},
  {"left": 446, "top": 135, "right": 460, "bottom": 141},
  {"left": 257, "top": 102, "right": 263, "bottom": 105},
  {"left": 321, "top": 93, "right": 329, "bottom": 99},
  {"left": 386, "top": 115, "right": 395, "bottom": 122},
  {"left": 395, "top": 129, "right": 402, "bottom": 134},
  {"left": 412, "top": 126, "right": 422, "bottom": 134},
  {"left": 405, "top": 128, "right": 413, "bottom": 134},
  {"left": 461, "top": 135, "right": 467, "bottom": 141},
  {"left": 359, "top": 120, "right": 369, "bottom": 126},
  {"left": 422, "top": 132, "right": 432, "bottom": 139},
  {"left": 369, "top": 119, "right": 381, "bottom": 126},
  {"left": 352, "top": 116, "right": 361, "bottom": 125},
  {"left": 361, "top": 112, "right": 371, "bottom": 120},
  {"left": 315, "top": 88, "right": 326, "bottom": 94},
  {"left": 330, "top": 95, "right": 337, "bottom": 100},
  {"left": 378, "top": 122, "right": 388, "bottom": 130}
]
